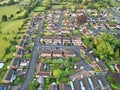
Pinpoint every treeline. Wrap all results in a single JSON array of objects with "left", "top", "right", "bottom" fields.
[
  {"left": 82, "top": 33, "right": 120, "bottom": 62},
  {"left": 1, "top": 0, "right": 42, "bottom": 21},
  {"left": 0, "top": 0, "right": 16, "bottom": 6},
  {"left": 18, "top": 0, "right": 41, "bottom": 19}
]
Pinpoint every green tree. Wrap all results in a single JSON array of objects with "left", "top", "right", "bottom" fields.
[
  {"left": 8, "top": 0, "right": 15, "bottom": 5},
  {"left": 1, "top": 15, "right": 7, "bottom": 22},
  {"left": 53, "top": 69, "right": 61, "bottom": 78}
]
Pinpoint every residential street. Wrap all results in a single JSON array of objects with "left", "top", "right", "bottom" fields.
[
  {"left": 109, "top": 8, "right": 120, "bottom": 22},
  {"left": 20, "top": 19, "right": 43, "bottom": 90}
]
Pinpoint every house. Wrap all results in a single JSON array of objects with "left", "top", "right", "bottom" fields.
[
  {"left": 38, "top": 71, "right": 51, "bottom": 77},
  {"left": 48, "top": 83, "right": 57, "bottom": 90},
  {"left": 90, "top": 76, "right": 101, "bottom": 89},
  {"left": 2, "top": 70, "right": 14, "bottom": 84},
  {"left": 16, "top": 45, "right": 23, "bottom": 49},
  {"left": 70, "top": 70, "right": 91, "bottom": 80},
  {"left": 52, "top": 49, "right": 63, "bottom": 58},
  {"left": 58, "top": 83, "right": 69, "bottom": 90},
  {"left": 109, "top": 24, "right": 116, "bottom": 29},
  {"left": 24, "top": 33, "right": 29, "bottom": 37},
  {"left": 11, "top": 57, "right": 19, "bottom": 66},
  {"left": 82, "top": 78, "right": 90, "bottom": 90},
  {"left": 13, "top": 54, "right": 21, "bottom": 58},
  {"left": 39, "top": 49, "right": 52, "bottom": 58},
  {"left": 97, "top": 61, "right": 108, "bottom": 73},
  {"left": 72, "top": 75, "right": 110, "bottom": 90},
  {"left": 97, "top": 75, "right": 110, "bottom": 89},
  {"left": 63, "top": 50, "right": 76, "bottom": 57},
  {"left": 73, "top": 79, "right": 81, "bottom": 90},
  {"left": 36, "top": 63, "right": 51, "bottom": 77},
  {"left": 111, "top": 73, "right": 120, "bottom": 83},
  {"left": 43, "top": 36, "right": 53, "bottom": 44},
  {"left": 62, "top": 37, "right": 71, "bottom": 45},
  {"left": 9, "top": 65, "right": 17, "bottom": 69},
  {"left": 60, "top": 29, "right": 70, "bottom": 34},
  {"left": 19, "top": 40, "right": 25, "bottom": 47},
  {"left": 74, "top": 60, "right": 92, "bottom": 71},
  {"left": 72, "top": 37, "right": 82, "bottom": 46},
  {"left": 53, "top": 37, "right": 61, "bottom": 45}
]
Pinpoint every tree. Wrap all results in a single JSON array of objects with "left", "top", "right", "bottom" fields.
[
  {"left": 5, "top": 47, "right": 10, "bottom": 54},
  {"left": 1, "top": 15, "right": 7, "bottom": 22},
  {"left": 8, "top": 0, "right": 15, "bottom": 5},
  {"left": 46, "top": 0, "right": 52, "bottom": 9},
  {"left": 24, "top": 54, "right": 31, "bottom": 60},
  {"left": 0, "top": 30, "right": 2, "bottom": 34},
  {"left": 10, "top": 14, "right": 14, "bottom": 18},
  {"left": 77, "top": 14, "right": 87, "bottom": 25},
  {"left": 53, "top": 69, "right": 61, "bottom": 78},
  {"left": 9, "top": 40, "right": 17, "bottom": 45},
  {"left": 9, "top": 14, "right": 14, "bottom": 19},
  {"left": 53, "top": 69, "right": 61, "bottom": 84}
]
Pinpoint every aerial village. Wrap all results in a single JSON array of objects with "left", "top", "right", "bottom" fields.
[{"left": 0, "top": 0, "right": 120, "bottom": 90}]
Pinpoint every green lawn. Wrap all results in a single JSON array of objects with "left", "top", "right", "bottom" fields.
[
  {"left": 0, "top": 5, "right": 20, "bottom": 20},
  {"left": 111, "top": 0, "right": 120, "bottom": 6},
  {"left": 0, "top": 19, "right": 24, "bottom": 60},
  {"left": 34, "top": 6, "right": 45, "bottom": 12},
  {"left": 52, "top": 5, "right": 62, "bottom": 9},
  {"left": 0, "top": 5, "right": 27, "bottom": 21}
]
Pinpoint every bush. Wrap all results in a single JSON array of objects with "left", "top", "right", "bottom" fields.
[
  {"left": 1, "top": 15, "right": 7, "bottom": 22},
  {"left": 111, "top": 84, "right": 120, "bottom": 90},
  {"left": 106, "top": 61, "right": 115, "bottom": 74},
  {"left": 16, "top": 11, "right": 21, "bottom": 14}
]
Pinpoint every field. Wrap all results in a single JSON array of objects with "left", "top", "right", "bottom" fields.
[
  {"left": 0, "top": 5, "right": 27, "bottom": 21},
  {"left": 0, "top": 19, "right": 25, "bottom": 60},
  {"left": 0, "top": 5, "right": 20, "bottom": 20}
]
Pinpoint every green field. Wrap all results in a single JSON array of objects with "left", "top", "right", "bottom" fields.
[
  {"left": 0, "top": 5, "right": 20, "bottom": 19},
  {"left": 0, "top": 19, "right": 25, "bottom": 60}
]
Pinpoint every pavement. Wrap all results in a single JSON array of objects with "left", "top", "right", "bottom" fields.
[{"left": 20, "top": 19, "right": 43, "bottom": 90}]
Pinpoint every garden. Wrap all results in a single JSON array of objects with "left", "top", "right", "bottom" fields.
[{"left": 40, "top": 57, "right": 79, "bottom": 90}]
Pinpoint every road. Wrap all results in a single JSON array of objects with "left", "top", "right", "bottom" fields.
[
  {"left": 89, "top": 28, "right": 120, "bottom": 34},
  {"left": 109, "top": 8, "right": 120, "bottom": 22},
  {"left": 57, "top": 10, "right": 64, "bottom": 28},
  {"left": 20, "top": 19, "right": 43, "bottom": 90}
]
